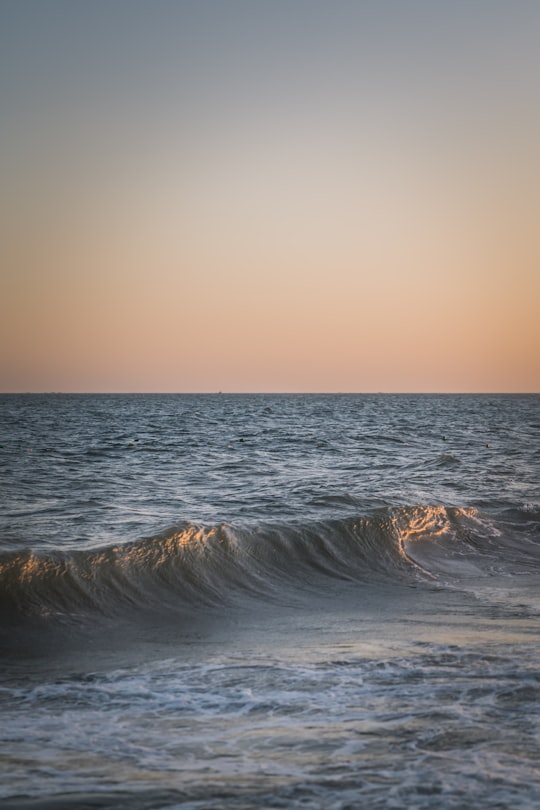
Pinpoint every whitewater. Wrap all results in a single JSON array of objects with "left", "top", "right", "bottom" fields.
[{"left": 1, "top": 393, "right": 539, "bottom": 809}]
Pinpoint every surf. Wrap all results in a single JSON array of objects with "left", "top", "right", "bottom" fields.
[{"left": 2, "top": 505, "right": 536, "bottom": 632}]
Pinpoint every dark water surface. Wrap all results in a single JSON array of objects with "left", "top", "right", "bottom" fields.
[{"left": 1, "top": 394, "right": 539, "bottom": 808}]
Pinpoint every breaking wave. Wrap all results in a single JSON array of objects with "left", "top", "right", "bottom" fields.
[{"left": 2, "top": 505, "right": 538, "bottom": 628}]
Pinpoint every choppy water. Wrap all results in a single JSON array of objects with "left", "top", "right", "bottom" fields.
[{"left": 1, "top": 394, "right": 539, "bottom": 809}]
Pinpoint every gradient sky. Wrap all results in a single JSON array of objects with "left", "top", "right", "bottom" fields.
[{"left": 1, "top": 0, "right": 539, "bottom": 392}]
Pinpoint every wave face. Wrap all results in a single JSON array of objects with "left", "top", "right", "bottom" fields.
[{"left": 2, "top": 506, "right": 537, "bottom": 626}]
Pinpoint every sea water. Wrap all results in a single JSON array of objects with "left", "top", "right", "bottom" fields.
[{"left": 0, "top": 394, "right": 539, "bottom": 808}]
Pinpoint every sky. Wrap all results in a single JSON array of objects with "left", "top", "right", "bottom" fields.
[{"left": 1, "top": 0, "right": 539, "bottom": 393}]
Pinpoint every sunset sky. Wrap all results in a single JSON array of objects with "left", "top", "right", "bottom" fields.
[{"left": 1, "top": 0, "right": 539, "bottom": 392}]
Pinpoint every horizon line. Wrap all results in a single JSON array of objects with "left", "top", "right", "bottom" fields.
[{"left": 1, "top": 391, "right": 538, "bottom": 397}]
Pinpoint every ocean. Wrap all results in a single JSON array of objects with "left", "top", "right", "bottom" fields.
[{"left": 1, "top": 393, "right": 539, "bottom": 809}]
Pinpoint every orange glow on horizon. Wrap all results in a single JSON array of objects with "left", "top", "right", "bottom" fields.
[{"left": 1, "top": 2, "right": 539, "bottom": 392}]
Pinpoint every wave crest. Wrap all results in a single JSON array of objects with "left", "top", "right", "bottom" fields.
[{"left": 0, "top": 506, "right": 534, "bottom": 624}]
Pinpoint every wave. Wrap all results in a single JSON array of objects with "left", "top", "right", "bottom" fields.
[
  {"left": 425, "top": 453, "right": 461, "bottom": 467},
  {"left": 1, "top": 506, "right": 539, "bottom": 626}
]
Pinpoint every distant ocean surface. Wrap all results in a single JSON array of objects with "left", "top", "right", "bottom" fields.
[{"left": 1, "top": 393, "right": 539, "bottom": 809}]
